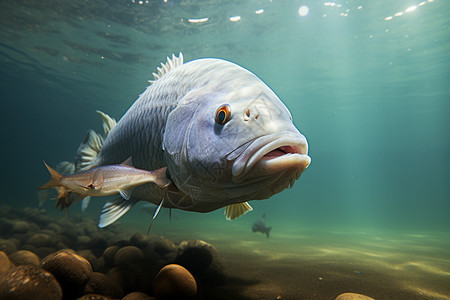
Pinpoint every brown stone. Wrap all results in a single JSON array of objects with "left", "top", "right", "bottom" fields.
[
  {"left": 153, "top": 264, "right": 197, "bottom": 300},
  {"left": 335, "top": 292, "right": 375, "bottom": 300},
  {"left": 0, "top": 265, "right": 62, "bottom": 300},
  {"left": 9, "top": 250, "right": 40, "bottom": 266}
]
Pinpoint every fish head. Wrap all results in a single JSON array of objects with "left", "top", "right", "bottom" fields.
[{"left": 163, "top": 60, "right": 310, "bottom": 206}]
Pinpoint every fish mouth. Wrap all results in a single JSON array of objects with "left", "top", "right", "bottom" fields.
[{"left": 229, "top": 131, "right": 311, "bottom": 183}]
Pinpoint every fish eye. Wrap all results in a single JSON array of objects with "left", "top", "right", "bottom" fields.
[{"left": 215, "top": 104, "right": 231, "bottom": 125}]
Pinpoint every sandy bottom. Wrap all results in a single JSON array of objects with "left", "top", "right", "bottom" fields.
[
  {"left": 2, "top": 204, "right": 450, "bottom": 300},
  {"left": 146, "top": 220, "right": 450, "bottom": 300}
]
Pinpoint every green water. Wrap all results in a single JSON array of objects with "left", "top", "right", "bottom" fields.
[{"left": 1, "top": 0, "right": 449, "bottom": 299}]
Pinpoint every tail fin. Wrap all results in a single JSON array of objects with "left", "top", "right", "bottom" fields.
[
  {"left": 266, "top": 227, "right": 272, "bottom": 239},
  {"left": 38, "top": 162, "right": 63, "bottom": 190}
]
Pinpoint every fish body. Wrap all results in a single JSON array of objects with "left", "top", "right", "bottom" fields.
[
  {"left": 252, "top": 214, "right": 272, "bottom": 238},
  {"left": 52, "top": 53, "right": 311, "bottom": 227},
  {"left": 38, "top": 160, "right": 168, "bottom": 199}
]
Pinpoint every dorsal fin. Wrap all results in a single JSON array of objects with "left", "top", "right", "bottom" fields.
[
  {"left": 96, "top": 110, "right": 116, "bottom": 138},
  {"left": 76, "top": 129, "right": 103, "bottom": 171},
  {"left": 148, "top": 53, "right": 184, "bottom": 84}
]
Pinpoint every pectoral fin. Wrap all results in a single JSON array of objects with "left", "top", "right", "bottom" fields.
[
  {"left": 224, "top": 202, "right": 253, "bottom": 220},
  {"left": 119, "top": 188, "right": 133, "bottom": 200},
  {"left": 98, "top": 197, "right": 137, "bottom": 228}
]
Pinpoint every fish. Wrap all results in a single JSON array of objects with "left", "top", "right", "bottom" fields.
[
  {"left": 252, "top": 214, "right": 272, "bottom": 238},
  {"left": 51, "top": 53, "right": 311, "bottom": 228},
  {"left": 37, "top": 158, "right": 169, "bottom": 210}
]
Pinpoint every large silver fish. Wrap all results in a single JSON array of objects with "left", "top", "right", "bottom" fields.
[{"left": 55, "top": 53, "right": 311, "bottom": 227}]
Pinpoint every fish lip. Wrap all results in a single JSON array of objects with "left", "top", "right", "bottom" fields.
[{"left": 229, "top": 131, "right": 310, "bottom": 182}]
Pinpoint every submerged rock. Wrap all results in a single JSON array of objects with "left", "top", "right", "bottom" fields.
[
  {"left": 175, "top": 245, "right": 212, "bottom": 277},
  {"left": 83, "top": 271, "right": 123, "bottom": 299},
  {"left": 10, "top": 220, "right": 30, "bottom": 234},
  {"left": 335, "top": 292, "right": 375, "bottom": 300},
  {"left": 9, "top": 250, "right": 40, "bottom": 267},
  {"left": 122, "top": 291, "right": 156, "bottom": 300},
  {"left": 41, "top": 250, "right": 93, "bottom": 297},
  {"left": 114, "top": 246, "right": 145, "bottom": 267},
  {"left": 0, "top": 251, "right": 12, "bottom": 275},
  {"left": 0, "top": 265, "right": 62, "bottom": 300},
  {"left": 153, "top": 264, "right": 197, "bottom": 300},
  {"left": 102, "top": 245, "right": 120, "bottom": 268},
  {"left": 0, "top": 238, "right": 17, "bottom": 254}
]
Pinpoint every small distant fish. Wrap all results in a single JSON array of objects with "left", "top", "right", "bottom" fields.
[
  {"left": 38, "top": 158, "right": 169, "bottom": 209},
  {"left": 252, "top": 214, "right": 272, "bottom": 238}
]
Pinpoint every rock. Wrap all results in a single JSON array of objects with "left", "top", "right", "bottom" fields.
[
  {"left": 0, "top": 251, "right": 12, "bottom": 274},
  {"left": 34, "top": 246, "right": 56, "bottom": 259},
  {"left": 335, "top": 292, "right": 375, "bottom": 300},
  {"left": 46, "top": 222, "right": 62, "bottom": 233},
  {"left": 162, "top": 252, "right": 176, "bottom": 264},
  {"left": 175, "top": 246, "right": 212, "bottom": 277},
  {"left": 87, "top": 235, "right": 108, "bottom": 257},
  {"left": 153, "top": 264, "right": 197, "bottom": 300},
  {"left": 27, "top": 233, "right": 52, "bottom": 248},
  {"left": 107, "top": 267, "right": 137, "bottom": 295},
  {"left": 77, "top": 235, "right": 91, "bottom": 248},
  {"left": 0, "top": 238, "right": 17, "bottom": 254},
  {"left": 76, "top": 295, "right": 113, "bottom": 300},
  {"left": 9, "top": 250, "right": 40, "bottom": 267},
  {"left": 148, "top": 236, "right": 176, "bottom": 257},
  {"left": 11, "top": 220, "right": 29, "bottom": 234},
  {"left": 102, "top": 245, "right": 120, "bottom": 267},
  {"left": 130, "top": 232, "right": 149, "bottom": 249},
  {"left": 114, "top": 246, "right": 145, "bottom": 267},
  {"left": 0, "top": 218, "right": 13, "bottom": 235},
  {"left": 41, "top": 250, "right": 93, "bottom": 297},
  {"left": 122, "top": 291, "right": 156, "bottom": 300},
  {"left": 0, "top": 265, "right": 62, "bottom": 300},
  {"left": 77, "top": 250, "right": 99, "bottom": 271},
  {"left": 83, "top": 271, "right": 123, "bottom": 299}
]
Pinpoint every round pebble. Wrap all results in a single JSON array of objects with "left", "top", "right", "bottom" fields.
[
  {"left": 27, "top": 233, "right": 52, "bottom": 248},
  {"left": 175, "top": 246, "right": 213, "bottom": 277},
  {"left": 0, "top": 238, "right": 17, "bottom": 254},
  {"left": 122, "top": 291, "right": 156, "bottom": 300},
  {"left": 11, "top": 220, "right": 29, "bottom": 234},
  {"left": 9, "top": 250, "right": 40, "bottom": 266},
  {"left": 0, "top": 265, "right": 62, "bottom": 300},
  {"left": 114, "top": 246, "right": 145, "bottom": 267},
  {"left": 83, "top": 271, "right": 123, "bottom": 298},
  {"left": 41, "top": 250, "right": 93, "bottom": 296},
  {"left": 153, "top": 264, "right": 197, "bottom": 300},
  {"left": 0, "top": 251, "right": 12, "bottom": 274},
  {"left": 130, "top": 232, "right": 149, "bottom": 249},
  {"left": 76, "top": 294, "right": 113, "bottom": 300},
  {"left": 103, "top": 245, "right": 120, "bottom": 267},
  {"left": 87, "top": 235, "right": 108, "bottom": 257},
  {"left": 335, "top": 292, "right": 375, "bottom": 300}
]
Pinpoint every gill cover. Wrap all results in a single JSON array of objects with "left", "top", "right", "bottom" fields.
[{"left": 163, "top": 91, "right": 236, "bottom": 201}]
